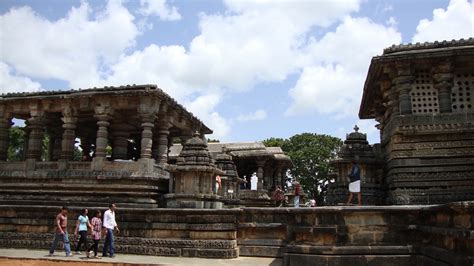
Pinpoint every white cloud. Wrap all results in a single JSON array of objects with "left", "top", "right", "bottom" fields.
[
  {"left": 139, "top": 0, "right": 181, "bottom": 21},
  {"left": 0, "top": 1, "right": 139, "bottom": 88},
  {"left": 286, "top": 17, "right": 401, "bottom": 117},
  {"left": 184, "top": 93, "right": 230, "bottom": 139},
  {"left": 100, "top": 0, "right": 362, "bottom": 138},
  {"left": 237, "top": 109, "right": 267, "bottom": 122},
  {"left": 0, "top": 62, "right": 41, "bottom": 93},
  {"left": 412, "top": 0, "right": 474, "bottom": 43},
  {"left": 0, "top": 0, "right": 364, "bottom": 139}
]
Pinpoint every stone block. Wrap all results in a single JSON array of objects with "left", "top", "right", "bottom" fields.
[
  {"left": 453, "top": 214, "right": 471, "bottom": 229},
  {"left": 239, "top": 245, "right": 283, "bottom": 257},
  {"left": 189, "top": 230, "right": 236, "bottom": 240}
]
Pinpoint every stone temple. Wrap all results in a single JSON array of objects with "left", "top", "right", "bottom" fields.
[
  {"left": 0, "top": 39, "right": 473, "bottom": 265},
  {"left": 328, "top": 38, "right": 474, "bottom": 205}
]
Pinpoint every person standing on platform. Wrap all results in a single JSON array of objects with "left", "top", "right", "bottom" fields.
[
  {"left": 102, "top": 203, "right": 120, "bottom": 258},
  {"left": 87, "top": 210, "right": 103, "bottom": 259},
  {"left": 293, "top": 181, "right": 302, "bottom": 207},
  {"left": 74, "top": 208, "right": 92, "bottom": 255},
  {"left": 346, "top": 160, "right": 362, "bottom": 206},
  {"left": 48, "top": 206, "right": 72, "bottom": 257}
]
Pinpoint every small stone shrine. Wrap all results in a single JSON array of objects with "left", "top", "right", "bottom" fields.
[
  {"left": 214, "top": 153, "right": 242, "bottom": 207},
  {"left": 327, "top": 125, "right": 384, "bottom": 205},
  {"left": 165, "top": 132, "right": 225, "bottom": 208}
]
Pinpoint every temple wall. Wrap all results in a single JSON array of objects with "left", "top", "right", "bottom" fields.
[
  {"left": 0, "top": 202, "right": 472, "bottom": 264},
  {"left": 382, "top": 113, "right": 474, "bottom": 204}
]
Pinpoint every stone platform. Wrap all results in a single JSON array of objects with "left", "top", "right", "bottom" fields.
[{"left": 0, "top": 203, "right": 472, "bottom": 265}]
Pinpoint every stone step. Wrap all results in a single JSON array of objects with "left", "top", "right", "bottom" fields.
[
  {"left": 0, "top": 200, "right": 158, "bottom": 208},
  {"left": 0, "top": 183, "right": 161, "bottom": 192},
  {"left": 0, "top": 189, "right": 159, "bottom": 197}
]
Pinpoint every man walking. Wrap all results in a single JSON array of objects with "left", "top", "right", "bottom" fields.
[
  {"left": 103, "top": 203, "right": 120, "bottom": 258},
  {"left": 48, "top": 206, "right": 72, "bottom": 257},
  {"left": 346, "top": 160, "right": 362, "bottom": 206}
]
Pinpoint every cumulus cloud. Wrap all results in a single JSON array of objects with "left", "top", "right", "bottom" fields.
[
  {"left": 184, "top": 93, "right": 230, "bottom": 139},
  {"left": 237, "top": 109, "right": 267, "bottom": 122},
  {"left": 0, "top": 1, "right": 139, "bottom": 88},
  {"left": 139, "top": 0, "right": 181, "bottom": 21},
  {"left": 0, "top": 62, "right": 41, "bottom": 93},
  {"left": 286, "top": 17, "right": 401, "bottom": 117},
  {"left": 412, "top": 0, "right": 473, "bottom": 42}
]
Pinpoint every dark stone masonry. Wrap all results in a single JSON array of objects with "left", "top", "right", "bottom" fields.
[{"left": 0, "top": 39, "right": 473, "bottom": 265}]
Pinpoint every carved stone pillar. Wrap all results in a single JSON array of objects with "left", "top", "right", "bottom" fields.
[
  {"left": 0, "top": 118, "right": 12, "bottom": 161},
  {"left": 60, "top": 113, "right": 77, "bottom": 161},
  {"left": 111, "top": 124, "right": 130, "bottom": 160},
  {"left": 25, "top": 117, "right": 44, "bottom": 161},
  {"left": 154, "top": 118, "right": 170, "bottom": 164},
  {"left": 433, "top": 62, "right": 454, "bottom": 113},
  {"left": 94, "top": 115, "right": 111, "bottom": 159},
  {"left": 256, "top": 160, "right": 265, "bottom": 190},
  {"left": 275, "top": 164, "right": 282, "bottom": 186},
  {"left": 140, "top": 114, "right": 155, "bottom": 159},
  {"left": 394, "top": 63, "right": 413, "bottom": 115}
]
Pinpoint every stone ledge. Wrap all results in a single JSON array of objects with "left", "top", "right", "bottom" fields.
[
  {"left": 416, "top": 225, "right": 474, "bottom": 239},
  {"left": 419, "top": 245, "right": 474, "bottom": 266},
  {"left": 285, "top": 245, "right": 416, "bottom": 255}
]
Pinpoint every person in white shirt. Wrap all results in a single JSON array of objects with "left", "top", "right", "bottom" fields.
[{"left": 102, "top": 203, "right": 119, "bottom": 258}]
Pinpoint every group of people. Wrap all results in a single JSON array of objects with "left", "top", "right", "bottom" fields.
[
  {"left": 271, "top": 160, "right": 362, "bottom": 207},
  {"left": 48, "top": 203, "right": 120, "bottom": 258}
]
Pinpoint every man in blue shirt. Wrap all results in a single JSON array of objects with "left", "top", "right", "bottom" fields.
[{"left": 346, "top": 160, "right": 362, "bottom": 206}]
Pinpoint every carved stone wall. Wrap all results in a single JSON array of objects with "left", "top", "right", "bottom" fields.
[{"left": 0, "top": 202, "right": 472, "bottom": 264}]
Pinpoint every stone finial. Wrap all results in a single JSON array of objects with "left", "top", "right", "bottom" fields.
[{"left": 354, "top": 125, "right": 359, "bottom": 132}]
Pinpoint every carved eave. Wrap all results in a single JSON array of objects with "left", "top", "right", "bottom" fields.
[{"left": 0, "top": 84, "right": 213, "bottom": 135}]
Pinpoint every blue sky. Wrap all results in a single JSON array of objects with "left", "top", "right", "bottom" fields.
[{"left": 0, "top": 0, "right": 472, "bottom": 143}]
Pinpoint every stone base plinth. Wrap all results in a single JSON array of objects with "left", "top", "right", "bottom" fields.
[
  {"left": 164, "top": 193, "right": 223, "bottom": 209},
  {"left": 326, "top": 182, "right": 385, "bottom": 205},
  {"left": 238, "top": 190, "right": 271, "bottom": 207}
]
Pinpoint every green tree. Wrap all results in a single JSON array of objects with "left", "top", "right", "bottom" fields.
[
  {"left": 7, "top": 126, "right": 26, "bottom": 161},
  {"left": 263, "top": 133, "right": 342, "bottom": 205}
]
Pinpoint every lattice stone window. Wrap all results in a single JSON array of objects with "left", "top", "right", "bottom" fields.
[
  {"left": 410, "top": 70, "right": 439, "bottom": 114},
  {"left": 452, "top": 73, "right": 474, "bottom": 113}
]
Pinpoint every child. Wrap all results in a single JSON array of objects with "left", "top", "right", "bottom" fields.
[{"left": 87, "top": 210, "right": 103, "bottom": 259}]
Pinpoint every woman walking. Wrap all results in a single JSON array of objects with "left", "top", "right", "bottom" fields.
[
  {"left": 74, "top": 208, "right": 92, "bottom": 255},
  {"left": 87, "top": 210, "right": 103, "bottom": 259}
]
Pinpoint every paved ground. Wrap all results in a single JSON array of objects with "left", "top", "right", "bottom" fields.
[{"left": 0, "top": 248, "right": 282, "bottom": 266}]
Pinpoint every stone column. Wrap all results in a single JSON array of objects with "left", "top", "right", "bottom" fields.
[
  {"left": 154, "top": 118, "right": 170, "bottom": 164},
  {"left": 60, "top": 113, "right": 77, "bottom": 161},
  {"left": 433, "top": 62, "right": 454, "bottom": 113},
  {"left": 25, "top": 116, "right": 44, "bottom": 161},
  {"left": 394, "top": 62, "right": 413, "bottom": 115},
  {"left": 256, "top": 160, "right": 265, "bottom": 190},
  {"left": 140, "top": 114, "right": 155, "bottom": 159},
  {"left": 275, "top": 164, "right": 282, "bottom": 186},
  {"left": 92, "top": 107, "right": 112, "bottom": 170},
  {"left": 94, "top": 115, "right": 111, "bottom": 158},
  {"left": 111, "top": 124, "right": 130, "bottom": 160},
  {"left": 0, "top": 118, "right": 12, "bottom": 161}
]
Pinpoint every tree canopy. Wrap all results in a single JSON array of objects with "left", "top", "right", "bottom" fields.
[{"left": 263, "top": 133, "right": 342, "bottom": 205}]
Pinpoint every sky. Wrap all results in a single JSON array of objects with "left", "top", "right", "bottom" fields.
[{"left": 0, "top": 0, "right": 473, "bottom": 144}]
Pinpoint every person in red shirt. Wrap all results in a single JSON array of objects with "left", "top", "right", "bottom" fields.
[{"left": 48, "top": 206, "right": 72, "bottom": 257}]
